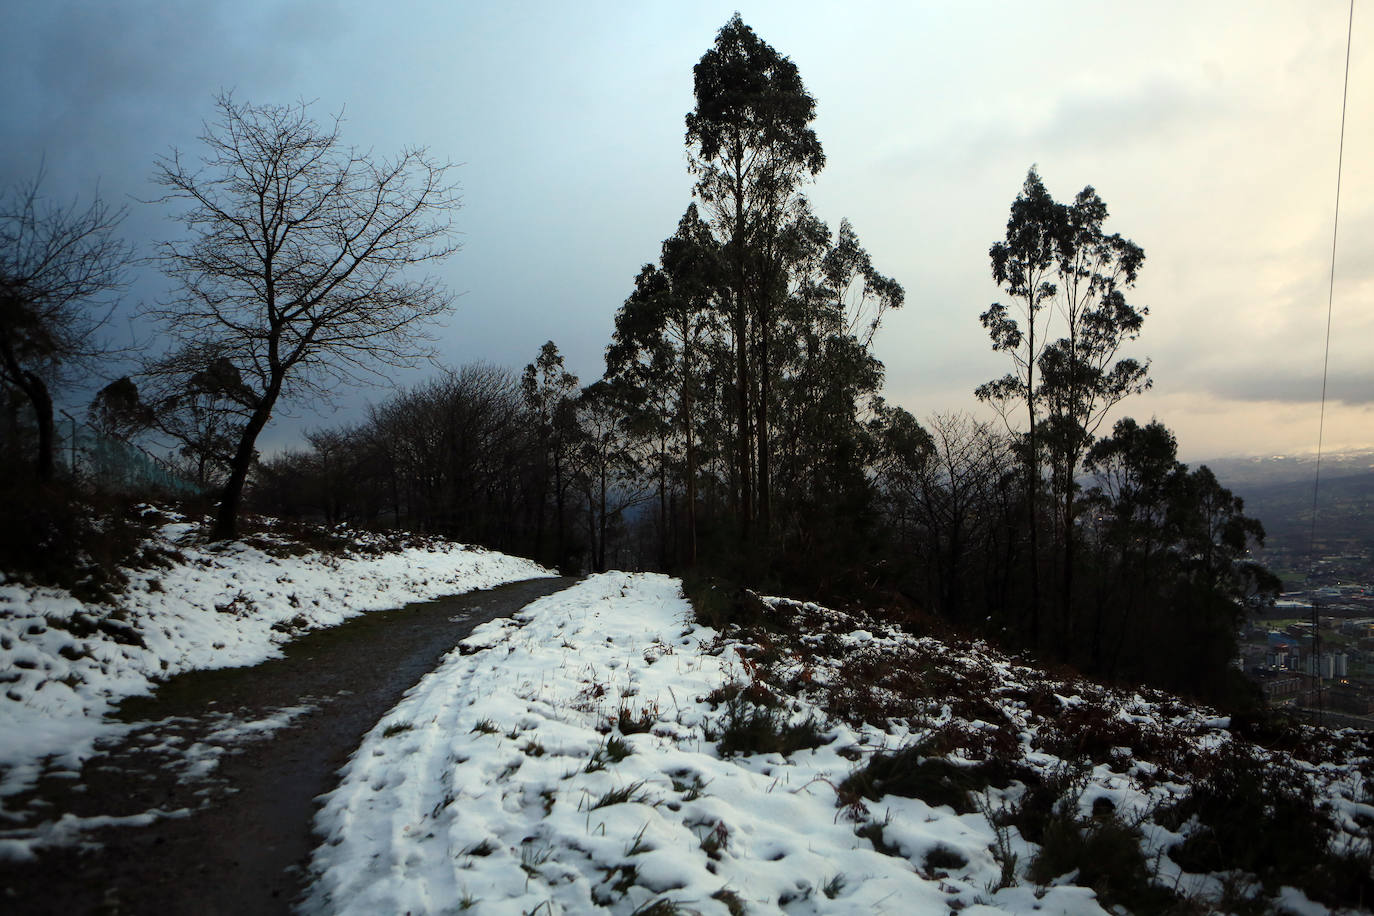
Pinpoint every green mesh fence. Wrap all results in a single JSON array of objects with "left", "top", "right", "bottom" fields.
[{"left": 57, "top": 414, "right": 204, "bottom": 498}]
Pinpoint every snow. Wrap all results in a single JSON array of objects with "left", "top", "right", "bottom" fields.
[
  {"left": 304, "top": 573, "right": 1113, "bottom": 914},
  {"left": 6, "top": 526, "right": 1370, "bottom": 911},
  {"left": 0, "top": 807, "right": 193, "bottom": 863},
  {"left": 175, "top": 702, "right": 319, "bottom": 782},
  {"left": 0, "top": 514, "right": 553, "bottom": 810}
]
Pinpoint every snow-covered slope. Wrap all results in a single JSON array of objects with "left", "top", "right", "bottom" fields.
[
  {"left": 304, "top": 573, "right": 1373, "bottom": 915},
  {"left": 0, "top": 514, "right": 552, "bottom": 803}
]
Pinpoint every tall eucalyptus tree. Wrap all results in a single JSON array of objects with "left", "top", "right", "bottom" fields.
[{"left": 686, "top": 13, "right": 824, "bottom": 544}]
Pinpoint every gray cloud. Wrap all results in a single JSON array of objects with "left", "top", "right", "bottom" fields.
[
  {"left": 1199, "top": 367, "right": 1374, "bottom": 406},
  {"left": 0, "top": 1, "right": 345, "bottom": 187},
  {"left": 878, "top": 75, "right": 1231, "bottom": 180}
]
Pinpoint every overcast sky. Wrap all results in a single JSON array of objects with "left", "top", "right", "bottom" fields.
[{"left": 2, "top": 1, "right": 1369, "bottom": 462}]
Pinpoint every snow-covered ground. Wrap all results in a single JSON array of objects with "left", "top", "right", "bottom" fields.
[
  {"left": 310, "top": 572, "right": 1030, "bottom": 915},
  {"left": 303, "top": 572, "right": 1373, "bottom": 915},
  {"left": 0, "top": 513, "right": 552, "bottom": 808},
  {"left": 6, "top": 524, "right": 1370, "bottom": 912}
]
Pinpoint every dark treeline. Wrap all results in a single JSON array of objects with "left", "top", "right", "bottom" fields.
[
  {"left": 251, "top": 356, "right": 646, "bottom": 575},
  {"left": 1, "top": 16, "right": 1276, "bottom": 709},
  {"left": 242, "top": 17, "right": 1276, "bottom": 706}
]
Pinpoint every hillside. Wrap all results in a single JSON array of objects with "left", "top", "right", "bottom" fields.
[
  {"left": 0, "top": 510, "right": 552, "bottom": 815},
  {"left": 3, "top": 520, "right": 1371, "bottom": 913},
  {"left": 307, "top": 574, "right": 1374, "bottom": 914}
]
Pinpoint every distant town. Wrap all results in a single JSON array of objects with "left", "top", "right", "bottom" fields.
[
  {"left": 1212, "top": 451, "right": 1374, "bottom": 726},
  {"left": 1243, "top": 569, "right": 1374, "bottom": 728}
]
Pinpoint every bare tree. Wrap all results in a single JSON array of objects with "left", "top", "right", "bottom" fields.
[
  {"left": 0, "top": 172, "right": 131, "bottom": 481},
  {"left": 151, "top": 93, "right": 461, "bottom": 538}
]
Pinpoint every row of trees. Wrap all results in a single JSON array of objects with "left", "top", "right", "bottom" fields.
[
  {"left": 254, "top": 350, "right": 647, "bottom": 574},
  {"left": 977, "top": 167, "right": 1152, "bottom": 647},
  {"left": 878, "top": 412, "right": 1276, "bottom": 697},
  {"left": 0, "top": 16, "right": 1275, "bottom": 705}
]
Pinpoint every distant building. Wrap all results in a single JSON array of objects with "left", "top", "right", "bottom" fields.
[
  {"left": 1259, "top": 632, "right": 1348, "bottom": 679},
  {"left": 1329, "top": 684, "right": 1374, "bottom": 715},
  {"left": 1268, "top": 631, "right": 1306, "bottom": 659},
  {"left": 1340, "top": 618, "right": 1374, "bottom": 637},
  {"left": 1301, "top": 652, "right": 1349, "bottom": 679},
  {"left": 1251, "top": 670, "right": 1303, "bottom": 704},
  {"left": 1285, "top": 622, "right": 1315, "bottom": 641}
]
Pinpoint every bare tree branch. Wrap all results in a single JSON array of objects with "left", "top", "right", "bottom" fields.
[
  {"left": 0, "top": 169, "right": 132, "bottom": 480},
  {"left": 146, "top": 93, "right": 461, "bottom": 538}
]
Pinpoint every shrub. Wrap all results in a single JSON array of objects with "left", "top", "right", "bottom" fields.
[
  {"left": 855, "top": 816, "right": 901, "bottom": 857},
  {"left": 840, "top": 737, "right": 1034, "bottom": 815},
  {"left": 711, "top": 682, "right": 826, "bottom": 758},
  {"left": 1004, "top": 763, "right": 1082, "bottom": 844},
  {"left": 1164, "top": 744, "right": 1374, "bottom": 910},
  {"left": 710, "top": 888, "right": 746, "bottom": 916},
  {"left": 698, "top": 820, "right": 728, "bottom": 859},
  {"left": 1316, "top": 842, "right": 1374, "bottom": 910},
  {"left": 239, "top": 515, "right": 376, "bottom": 557},
  {"left": 1027, "top": 797, "right": 1175, "bottom": 913},
  {"left": 1164, "top": 743, "right": 1333, "bottom": 889},
  {"left": 1031, "top": 700, "right": 1182, "bottom": 771},
  {"left": 617, "top": 702, "right": 658, "bottom": 735},
  {"left": 461, "top": 839, "right": 497, "bottom": 857},
  {"left": 584, "top": 735, "right": 634, "bottom": 773},
  {"left": 923, "top": 844, "right": 968, "bottom": 873},
  {"left": 588, "top": 781, "right": 653, "bottom": 810},
  {"left": 680, "top": 574, "right": 771, "bottom": 632},
  {"left": 0, "top": 478, "right": 155, "bottom": 603}
]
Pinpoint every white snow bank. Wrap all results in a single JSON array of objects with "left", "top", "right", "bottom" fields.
[
  {"left": 0, "top": 516, "right": 552, "bottom": 803},
  {"left": 305, "top": 573, "right": 1106, "bottom": 915}
]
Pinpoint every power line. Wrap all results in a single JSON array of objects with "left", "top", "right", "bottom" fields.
[
  {"left": 1310, "top": 0, "right": 1354, "bottom": 562},
  {"left": 1307, "top": 0, "right": 1355, "bottom": 726}
]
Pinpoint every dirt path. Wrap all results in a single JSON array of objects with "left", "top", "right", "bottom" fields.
[{"left": 0, "top": 575, "right": 577, "bottom": 915}]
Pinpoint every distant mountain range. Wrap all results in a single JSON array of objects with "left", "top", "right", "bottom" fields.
[
  {"left": 1197, "top": 449, "right": 1374, "bottom": 488},
  {"left": 1197, "top": 450, "right": 1374, "bottom": 567}
]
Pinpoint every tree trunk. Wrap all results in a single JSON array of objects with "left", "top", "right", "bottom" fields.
[
  {"left": 1062, "top": 483, "right": 1076, "bottom": 644},
  {"left": 731, "top": 143, "right": 752, "bottom": 547},
  {"left": 735, "top": 288, "right": 751, "bottom": 544},
  {"left": 554, "top": 450, "right": 565, "bottom": 569},
  {"left": 29, "top": 374, "right": 55, "bottom": 483},
  {"left": 757, "top": 306, "right": 772, "bottom": 544},
  {"left": 390, "top": 464, "right": 401, "bottom": 527},
  {"left": 657, "top": 434, "right": 668, "bottom": 570},
  {"left": 683, "top": 361, "right": 698, "bottom": 568},
  {"left": 532, "top": 454, "right": 548, "bottom": 563},
  {"left": 0, "top": 339, "right": 57, "bottom": 482},
  {"left": 598, "top": 461, "right": 608, "bottom": 573},
  {"left": 585, "top": 490, "right": 598, "bottom": 573},
  {"left": 1024, "top": 273, "right": 1041, "bottom": 646},
  {"left": 212, "top": 396, "right": 276, "bottom": 540}
]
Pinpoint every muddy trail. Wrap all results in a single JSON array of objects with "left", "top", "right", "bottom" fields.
[{"left": 0, "top": 575, "right": 577, "bottom": 915}]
